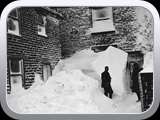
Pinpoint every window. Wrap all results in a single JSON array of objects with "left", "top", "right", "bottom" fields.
[
  {"left": 92, "top": 7, "right": 111, "bottom": 21},
  {"left": 87, "top": 7, "right": 115, "bottom": 34},
  {"left": 7, "top": 8, "right": 20, "bottom": 36},
  {"left": 8, "top": 58, "right": 24, "bottom": 93},
  {"left": 37, "top": 14, "right": 47, "bottom": 37}
]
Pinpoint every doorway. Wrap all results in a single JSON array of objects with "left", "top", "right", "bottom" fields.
[{"left": 42, "top": 64, "right": 51, "bottom": 82}]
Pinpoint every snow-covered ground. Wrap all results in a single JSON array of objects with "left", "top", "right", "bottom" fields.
[
  {"left": 7, "top": 69, "right": 141, "bottom": 114},
  {"left": 7, "top": 48, "right": 142, "bottom": 114}
]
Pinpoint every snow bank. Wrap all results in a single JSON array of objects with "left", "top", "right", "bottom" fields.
[
  {"left": 109, "top": 93, "right": 141, "bottom": 113},
  {"left": 61, "top": 49, "right": 104, "bottom": 70},
  {"left": 143, "top": 52, "right": 153, "bottom": 68},
  {"left": 92, "top": 89, "right": 114, "bottom": 113},
  {"left": 7, "top": 74, "right": 44, "bottom": 99},
  {"left": 10, "top": 76, "right": 25, "bottom": 94},
  {"left": 91, "top": 46, "right": 128, "bottom": 96},
  {"left": 7, "top": 48, "right": 142, "bottom": 114},
  {"left": 7, "top": 69, "right": 101, "bottom": 114},
  {"left": 52, "top": 60, "right": 64, "bottom": 76}
]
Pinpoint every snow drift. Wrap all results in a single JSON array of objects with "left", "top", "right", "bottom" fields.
[
  {"left": 7, "top": 47, "right": 141, "bottom": 114},
  {"left": 91, "top": 46, "right": 128, "bottom": 96},
  {"left": 7, "top": 68, "right": 141, "bottom": 114},
  {"left": 7, "top": 69, "right": 102, "bottom": 114},
  {"left": 54, "top": 46, "right": 128, "bottom": 96}
]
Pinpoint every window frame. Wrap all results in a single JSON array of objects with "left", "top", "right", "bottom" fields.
[
  {"left": 89, "top": 7, "right": 116, "bottom": 34},
  {"left": 8, "top": 58, "right": 25, "bottom": 89},
  {"left": 9, "top": 59, "right": 22, "bottom": 75},
  {"left": 7, "top": 8, "right": 21, "bottom": 36},
  {"left": 36, "top": 14, "right": 48, "bottom": 37},
  {"left": 92, "top": 7, "right": 111, "bottom": 22}
]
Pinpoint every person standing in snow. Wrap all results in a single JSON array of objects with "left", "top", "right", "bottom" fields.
[
  {"left": 131, "top": 62, "right": 143, "bottom": 102},
  {"left": 101, "top": 66, "right": 113, "bottom": 99}
]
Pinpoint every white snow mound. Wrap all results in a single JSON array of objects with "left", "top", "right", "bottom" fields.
[{"left": 7, "top": 69, "right": 100, "bottom": 114}]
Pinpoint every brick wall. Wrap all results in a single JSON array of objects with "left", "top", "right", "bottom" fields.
[
  {"left": 139, "top": 73, "right": 153, "bottom": 112},
  {"left": 7, "top": 7, "right": 153, "bottom": 94},
  {"left": 56, "top": 7, "right": 153, "bottom": 59},
  {"left": 7, "top": 7, "right": 61, "bottom": 93}
]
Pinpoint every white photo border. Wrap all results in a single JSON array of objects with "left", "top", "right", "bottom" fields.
[{"left": 0, "top": 0, "right": 159, "bottom": 119}]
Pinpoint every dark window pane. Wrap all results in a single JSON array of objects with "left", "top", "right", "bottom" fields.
[
  {"left": 10, "top": 60, "right": 20, "bottom": 72},
  {"left": 96, "top": 10, "right": 107, "bottom": 18},
  {"left": 8, "top": 19, "right": 16, "bottom": 31},
  {"left": 37, "top": 15, "right": 44, "bottom": 25},
  {"left": 9, "top": 9, "right": 18, "bottom": 18}
]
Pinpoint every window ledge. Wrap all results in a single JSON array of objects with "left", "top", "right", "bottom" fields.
[
  {"left": 85, "top": 27, "right": 116, "bottom": 35},
  {"left": 7, "top": 32, "right": 21, "bottom": 37},
  {"left": 37, "top": 33, "right": 49, "bottom": 38}
]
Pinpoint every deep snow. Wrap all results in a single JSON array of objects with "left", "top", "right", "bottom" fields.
[{"left": 7, "top": 48, "right": 142, "bottom": 114}]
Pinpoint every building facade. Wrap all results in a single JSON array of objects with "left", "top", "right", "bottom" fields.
[
  {"left": 56, "top": 7, "right": 153, "bottom": 58},
  {"left": 7, "top": 7, "right": 153, "bottom": 113},
  {"left": 7, "top": 7, "right": 62, "bottom": 93}
]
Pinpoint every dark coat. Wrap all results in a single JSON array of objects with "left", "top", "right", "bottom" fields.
[
  {"left": 131, "top": 64, "right": 143, "bottom": 92},
  {"left": 101, "top": 71, "right": 113, "bottom": 93}
]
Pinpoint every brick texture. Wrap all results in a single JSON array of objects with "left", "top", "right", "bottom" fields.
[
  {"left": 139, "top": 73, "right": 153, "bottom": 112},
  {"left": 7, "top": 7, "right": 61, "bottom": 92}
]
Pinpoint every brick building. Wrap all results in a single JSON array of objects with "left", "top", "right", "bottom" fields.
[
  {"left": 139, "top": 67, "right": 153, "bottom": 112},
  {"left": 7, "top": 7, "right": 63, "bottom": 93},
  {"left": 7, "top": 7, "right": 153, "bottom": 112}
]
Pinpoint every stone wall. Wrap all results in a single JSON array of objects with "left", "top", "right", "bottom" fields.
[{"left": 56, "top": 7, "right": 153, "bottom": 58}]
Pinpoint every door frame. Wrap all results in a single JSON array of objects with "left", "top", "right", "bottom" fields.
[{"left": 42, "top": 63, "right": 51, "bottom": 82}]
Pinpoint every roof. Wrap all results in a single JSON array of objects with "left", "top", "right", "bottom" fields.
[{"left": 41, "top": 7, "right": 63, "bottom": 19}]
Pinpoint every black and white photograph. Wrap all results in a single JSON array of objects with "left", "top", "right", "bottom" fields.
[{"left": 6, "top": 7, "right": 153, "bottom": 114}]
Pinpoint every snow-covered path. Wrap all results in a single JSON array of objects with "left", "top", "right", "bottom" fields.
[
  {"left": 82, "top": 70, "right": 141, "bottom": 113},
  {"left": 92, "top": 89, "right": 141, "bottom": 113}
]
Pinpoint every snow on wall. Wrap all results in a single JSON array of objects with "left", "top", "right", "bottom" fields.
[{"left": 91, "top": 46, "right": 128, "bottom": 96}]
